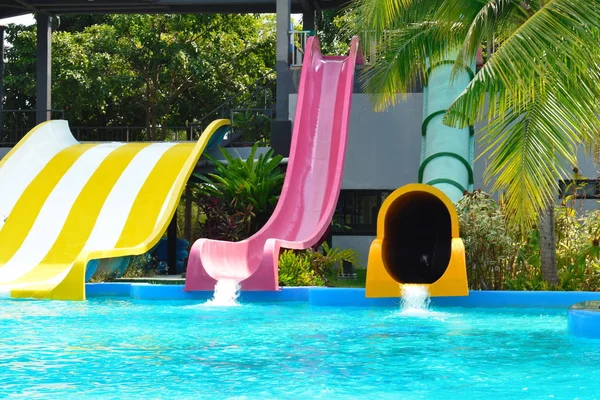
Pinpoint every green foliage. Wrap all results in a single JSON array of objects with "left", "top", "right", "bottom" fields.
[
  {"left": 457, "top": 190, "right": 519, "bottom": 290},
  {"left": 55, "top": 15, "right": 110, "bottom": 33},
  {"left": 122, "top": 253, "right": 156, "bottom": 279},
  {"left": 278, "top": 243, "right": 362, "bottom": 287},
  {"left": 4, "top": 14, "right": 275, "bottom": 136},
  {"left": 232, "top": 110, "right": 272, "bottom": 146},
  {"left": 458, "top": 190, "right": 600, "bottom": 291},
  {"left": 88, "top": 269, "right": 118, "bottom": 283},
  {"left": 200, "top": 143, "right": 284, "bottom": 234},
  {"left": 317, "top": 9, "right": 357, "bottom": 56},
  {"left": 278, "top": 250, "right": 320, "bottom": 286},
  {"left": 349, "top": 0, "right": 600, "bottom": 230}
]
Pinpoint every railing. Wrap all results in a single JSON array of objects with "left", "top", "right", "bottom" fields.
[
  {"left": 0, "top": 109, "right": 65, "bottom": 146},
  {"left": 229, "top": 108, "right": 275, "bottom": 146},
  {"left": 289, "top": 30, "right": 377, "bottom": 66},
  {"left": 289, "top": 30, "right": 311, "bottom": 66},
  {"left": 1, "top": 71, "right": 277, "bottom": 147},
  {"left": 190, "top": 70, "right": 276, "bottom": 143},
  {"left": 70, "top": 126, "right": 194, "bottom": 142}
]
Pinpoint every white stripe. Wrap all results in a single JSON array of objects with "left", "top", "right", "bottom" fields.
[
  {"left": 0, "top": 143, "right": 124, "bottom": 283},
  {"left": 0, "top": 143, "right": 176, "bottom": 292},
  {"left": 84, "top": 143, "right": 176, "bottom": 252},
  {"left": 0, "top": 121, "right": 77, "bottom": 232}
]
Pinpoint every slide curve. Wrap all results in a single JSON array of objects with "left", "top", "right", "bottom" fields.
[
  {"left": 185, "top": 36, "right": 360, "bottom": 291},
  {"left": 0, "top": 119, "right": 230, "bottom": 300}
]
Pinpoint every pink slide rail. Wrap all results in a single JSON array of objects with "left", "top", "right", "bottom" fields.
[{"left": 185, "top": 36, "right": 360, "bottom": 291}]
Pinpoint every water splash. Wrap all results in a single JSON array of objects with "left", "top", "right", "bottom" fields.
[
  {"left": 204, "top": 279, "right": 241, "bottom": 307},
  {"left": 399, "top": 285, "right": 433, "bottom": 316}
]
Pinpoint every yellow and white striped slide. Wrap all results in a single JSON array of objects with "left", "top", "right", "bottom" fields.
[{"left": 0, "top": 119, "right": 229, "bottom": 300}]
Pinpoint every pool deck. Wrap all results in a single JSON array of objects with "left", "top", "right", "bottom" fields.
[{"left": 86, "top": 283, "right": 600, "bottom": 309}]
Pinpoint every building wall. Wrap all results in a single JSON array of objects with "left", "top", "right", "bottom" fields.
[
  {"left": 290, "top": 92, "right": 599, "bottom": 265},
  {"left": 289, "top": 93, "right": 424, "bottom": 190}
]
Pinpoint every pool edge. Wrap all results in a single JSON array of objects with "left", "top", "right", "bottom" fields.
[{"left": 85, "top": 283, "right": 600, "bottom": 308}]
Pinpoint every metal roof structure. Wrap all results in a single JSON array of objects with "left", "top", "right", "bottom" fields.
[{"left": 0, "top": 0, "right": 347, "bottom": 19}]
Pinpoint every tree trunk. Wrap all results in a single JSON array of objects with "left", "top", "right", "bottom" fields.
[{"left": 539, "top": 203, "right": 558, "bottom": 286}]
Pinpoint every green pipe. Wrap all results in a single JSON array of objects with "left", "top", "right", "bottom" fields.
[{"left": 420, "top": 58, "right": 475, "bottom": 203}]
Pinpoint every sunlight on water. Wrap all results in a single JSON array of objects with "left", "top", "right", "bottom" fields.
[{"left": 204, "top": 279, "right": 241, "bottom": 307}]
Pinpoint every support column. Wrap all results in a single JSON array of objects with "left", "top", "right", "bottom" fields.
[
  {"left": 36, "top": 13, "right": 51, "bottom": 124},
  {"left": 167, "top": 213, "right": 178, "bottom": 275},
  {"left": 271, "top": 0, "right": 293, "bottom": 156},
  {"left": 275, "top": 0, "right": 290, "bottom": 121},
  {"left": 0, "top": 25, "right": 6, "bottom": 138}
]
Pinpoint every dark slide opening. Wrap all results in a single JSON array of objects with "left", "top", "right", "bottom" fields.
[{"left": 382, "top": 193, "right": 452, "bottom": 284}]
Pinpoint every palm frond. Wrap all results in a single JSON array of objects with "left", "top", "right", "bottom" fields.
[
  {"left": 443, "top": 0, "right": 520, "bottom": 77},
  {"left": 361, "top": 20, "right": 468, "bottom": 109},
  {"left": 478, "top": 83, "right": 597, "bottom": 228},
  {"left": 445, "top": 0, "right": 600, "bottom": 127},
  {"left": 350, "top": 0, "right": 442, "bottom": 35}
]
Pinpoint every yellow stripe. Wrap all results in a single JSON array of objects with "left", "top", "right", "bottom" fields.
[
  {"left": 116, "top": 143, "right": 196, "bottom": 248},
  {"left": 4, "top": 119, "right": 229, "bottom": 300},
  {"left": 0, "top": 144, "right": 97, "bottom": 265},
  {"left": 9, "top": 144, "right": 150, "bottom": 289}
]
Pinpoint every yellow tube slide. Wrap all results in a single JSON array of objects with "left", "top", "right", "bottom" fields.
[{"left": 365, "top": 184, "right": 468, "bottom": 297}]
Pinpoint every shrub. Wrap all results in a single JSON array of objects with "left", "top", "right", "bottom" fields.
[
  {"left": 278, "top": 250, "right": 319, "bottom": 286},
  {"left": 458, "top": 189, "right": 600, "bottom": 291},
  {"left": 456, "top": 190, "right": 519, "bottom": 290},
  {"left": 278, "top": 244, "right": 362, "bottom": 287},
  {"left": 122, "top": 253, "right": 156, "bottom": 278},
  {"left": 200, "top": 143, "right": 284, "bottom": 236},
  {"left": 196, "top": 194, "right": 254, "bottom": 241}
]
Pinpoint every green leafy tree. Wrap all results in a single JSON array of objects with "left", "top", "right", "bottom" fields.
[
  {"left": 350, "top": 0, "right": 600, "bottom": 230},
  {"left": 3, "top": 14, "right": 276, "bottom": 138},
  {"left": 316, "top": 9, "right": 356, "bottom": 55},
  {"left": 55, "top": 15, "right": 110, "bottom": 33}
]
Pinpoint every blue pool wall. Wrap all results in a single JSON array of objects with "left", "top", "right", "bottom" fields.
[{"left": 86, "top": 284, "right": 600, "bottom": 308}]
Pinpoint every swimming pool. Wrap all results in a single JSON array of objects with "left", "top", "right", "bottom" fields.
[{"left": 1, "top": 297, "right": 598, "bottom": 399}]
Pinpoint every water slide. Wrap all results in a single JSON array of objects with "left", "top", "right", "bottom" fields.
[
  {"left": 0, "top": 119, "right": 230, "bottom": 300},
  {"left": 185, "top": 36, "right": 360, "bottom": 291},
  {"left": 366, "top": 57, "right": 474, "bottom": 298}
]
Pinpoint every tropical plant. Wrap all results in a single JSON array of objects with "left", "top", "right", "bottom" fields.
[
  {"left": 196, "top": 193, "right": 254, "bottom": 241},
  {"left": 309, "top": 242, "right": 362, "bottom": 284},
  {"left": 278, "top": 244, "right": 362, "bottom": 286},
  {"left": 457, "top": 189, "right": 600, "bottom": 291},
  {"left": 456, "top": 190, "right": 519, "bottom": 289},
  {"left": 278, "top": 249, "right": 320, "bottom": 286},
  {"left": 349, "top": 0, "right": 600, "bottom": 230},
  {"left": 200, "top": 143, "right": 285, "bottom": 235}
]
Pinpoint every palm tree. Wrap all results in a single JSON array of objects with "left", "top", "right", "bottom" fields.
[{"left": 348, "top": 0, "right": 600, "bottom": 230}]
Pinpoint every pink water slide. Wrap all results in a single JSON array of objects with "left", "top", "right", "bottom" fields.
[{"left": 185, "top": 36, "right": 360, "bottom": 291}]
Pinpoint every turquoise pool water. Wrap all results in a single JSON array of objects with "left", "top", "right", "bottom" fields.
[{"left": 1, "top": 298, "right": 599, "bottom": 399}]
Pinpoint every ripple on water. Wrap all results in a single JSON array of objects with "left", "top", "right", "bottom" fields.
[{"left": 0, "top": 298, "right": 597, "bottom": 399}]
